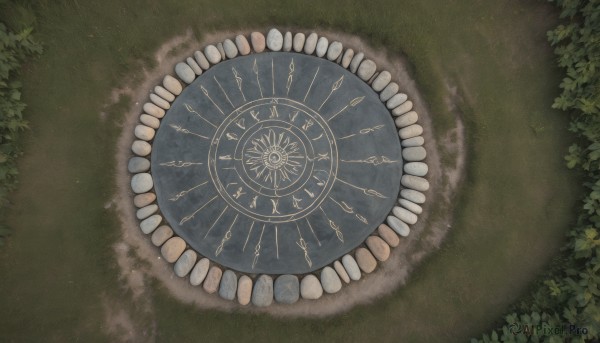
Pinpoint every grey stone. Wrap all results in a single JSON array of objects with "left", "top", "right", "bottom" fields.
[
  {"left": 186, "top": 57, "right": 202, "bottom": 75},
  {"left": 223, "top": 39, "right": 238, "bottom": 59},
  {"left": 252, "top": 275, "right": 273, "bottom": 307},
  {"left": 216, "top": 42, "right": 226, "bottom": 60},
  {"left": 327, "top": 41, "right": 343, "bottom": 61},
  {"left": 218, "top": 270, "right": 238, "bottom": 300},
  {"left": 131, "top": 173, "right": 153, "bottom": 193},
  {"left": 402, "top": 136, "right": 424, "bottom": 147},
  {"left": 283, "top": 32, "right": 292, "bottom": 52},
  {"left": 266, "top": 28, "right": 283, "bottom": 51},
  {"left": 404, "top": 162, "right": 428, "bottom": 176},
  {"left": 136, "top": 204, "right": 158, "bottom": 220},
  {"left": 161, "top": 237, "right": 186, "bottom": 262},
  {"left": 400, "top": 198, "right": 423, "bottom": 215},
  {"left": 140, "top": 214, "right": 161, "bottom": 234},
  {"left": 315, "top": 36, "right": 329, "bottom": 57},
  {"left": 204, "top": 45, "right": 222, "bottom": 64},
  {"left": 402, "top": 146, "right": 427, "bottom": 162},
  {"left": 154, "top": 85, "right": 175, "bottom": 102},
  {"left": 174, "top": 250, "right": 197, "bottom": 277},
  {"left": 134, "top": 192, "right": 155, "bottom": 208},
  {"left": 366, "top": 236, "right": 390, "bottom": 262},
  {"left": 320, "top": 266, "right": 342, "bottom": 294},
  {"left": 128, "top": 157, "right": 150, "bottom": 173},
  {"left": 395, "top": 111, "right": 419, "bottom": 127},
  {"left": 250, "top": 32, "right": 266, "bottom": 52},
  {"left": 300, "top": 274, "right": 323, "bottom": 300},
  {"left": 143, "top": 102, "right": 165, "bottom": 118},
  {"left": 357, "top": 59, "right": 377, "bottom": 81},
  {"left": 193, "top": 50, "right": 210, "bottom": 70},
  {"left": 162, "top": 75, "right": 182, "bottom": 96},
  {"left": 274, "top": 274, "right": 299, "bottom": 304},
  {"left": 399, "top": 124, "right": 423, "bottom": 139},
  {"left": 151, "top": 225, "right": 173, "bottom": 246},
  {"left": 355, "top": 248, "right": 377, "bottom": 273},
  {"left": 402, "top": 175, "right": 430, "bottom": 192},
  {"left": 203, "top": 266, "right": 222, "bottom": 294},
  {"left": 333, "top": 260, "right": 350, "bottom": 283},
  {"left": 387, "top": 216, "right": 410, "bottom": 237},
  {"left": 341, "top": 48, "right": 354, "bottom": 68},
  {"left": 235, "top": 35, "right": 251, "bottom": 56},
  {"left": 189, "top": 258, "right": 210, "bottom": 286},
  {"left": 304, "top": 33, "right": 318, "bottom": 54},
  {"left": 134, "top": 125, "right": 155, "bottom": 141},
  {"left": 342, "top": 254, "right": 361, "bottom": 281},
  {"left": 387, "top": 93, "right": 408, "bottom": 109},
  {"left": 175, "top": 62, "right": 195, "bottom": 84},
  {"left": 349, "top": 52, "right": 364, "bottom": 73},
  {"left": 131, "top": 140, "right": 151, "bottom": 156},
  {"left": 140, "top": 114, "right": 160, "bottom": 129},
  {"left": 237, "top": 275, "right": 252, "bottom": 305},
  {"left": 380, "top": 82, "right": 399, "bottom": 102},
  {"left": 378, "top": 224, "right": 400, "bottom": 248},
  {"left": 392, "top": 100, "right": 413, "bottom": 116},
  {"left": 393, "top": 206, "right": 418, "bottom": 225},
  {"left": 292, "top": 33, "right": 305, "bottom": 52},
  {"left": 401, "top": 189, "right": 426, "bottom": 204},
  {"left": 372, "top": 71, "right": 391, "bottom": 92}
]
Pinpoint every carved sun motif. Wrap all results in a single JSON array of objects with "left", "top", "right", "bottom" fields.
[{"left": 244, "top": 129, "right": 304, "bottom": 188}]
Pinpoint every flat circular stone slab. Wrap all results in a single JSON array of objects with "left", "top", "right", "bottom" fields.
[{"left": 151, "top": 52, "right": 402, "bottom": 275}]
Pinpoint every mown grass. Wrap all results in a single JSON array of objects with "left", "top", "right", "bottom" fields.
[{"left": 0, "top": 0, "right": 581, "bottom": 342}]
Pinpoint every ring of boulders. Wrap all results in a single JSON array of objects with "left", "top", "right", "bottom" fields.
[{"left": 128, "top": 28, "right": 429, "bottom": 307}]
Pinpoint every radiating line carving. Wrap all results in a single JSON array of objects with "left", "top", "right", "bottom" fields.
[
  {"left": 304, "top": 66, "right": 320, "bottom": 102},
  {"left": 215, "top": 214, "right": 238, "bottom": 256},
  {"left": 179, "top": 195, "right": 217, "bottom": 225},
  {"left": 252, "top": 58, "right": 263, "bottom": 98},
  {"left": 169, "top": 181, "right": 208, "bottom": 202},
  {"left": 200, "top": 85, "right": 225, "bottom": 115},
  {"left": 295, "top": 222, "right": 312, "bottom": 268},
  {"left": 318, "top": 75, "right": 344, "bottom": 111},
  {"left": 160, "top": 161, "right": 203, "bottom": 168},
  {"left": 328, "top": 96, "right": 364, "bottom": 122},
  {"left": 341, "top": 156, "right": 399, "bottom": 165},
  {"left": 232, "top": 67, "right": 246, "bottom": 102},
  {"left": 183, "top": 103, "right": 217, "bottom": 128},
  {"left": 336, "top": 178, "right": 387, "bottom": 199},
  {"left": 169, "top": 124, "right": 210, "bottom": 140},
  {"left": 319, "top": 206, "right": 344, "bottom": 243},
  {"left": 252, "top": 224, "right": 266, "bottom": 269},
  {"left": 337, "top": 124, "right": 384, "bottom": 140}
]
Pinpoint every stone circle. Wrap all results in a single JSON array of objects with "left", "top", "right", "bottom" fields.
[{"left": 128, "top": 29, "right": 430, "bottom": 308}]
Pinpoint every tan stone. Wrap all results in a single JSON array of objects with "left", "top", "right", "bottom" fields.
[
  {"left": 203, "top": 266, "right": 223, "bottom": 294},
  {"left": 377, "top": 224, "right": 400, "bottom": 247},
  {"left": 355, "top": 248, "right": 377, "bottom": 273},
  {"left": 161, "top": 237, "right": 186, "bottom": 263},
  {"left": 237, "top": 275, "right": 253, "bottom": 305},
  {"left": 366, "top": 236, "right": 391, "bottom": 262},
  {"left": 250, "top": 32, "right": 265, "bottom": 52}
]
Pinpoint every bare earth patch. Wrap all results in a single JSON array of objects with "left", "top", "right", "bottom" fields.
[{"left": 108, "top": 28, "right": 465, "bottom": 324}]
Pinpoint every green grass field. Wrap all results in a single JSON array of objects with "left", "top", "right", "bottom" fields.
[{"left": 0, "top": 0, "right": 581, "bottom": 342}]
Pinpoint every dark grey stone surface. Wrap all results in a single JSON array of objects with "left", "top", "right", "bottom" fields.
[{"left": 152, "top": 52, "right": 402, "bottom": 274}]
